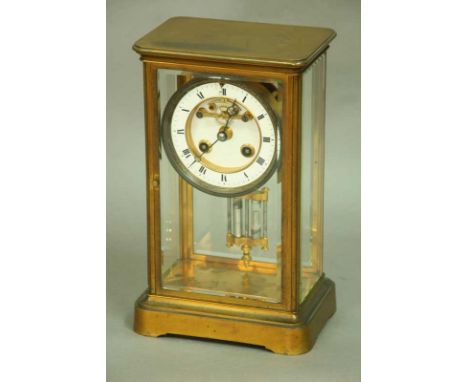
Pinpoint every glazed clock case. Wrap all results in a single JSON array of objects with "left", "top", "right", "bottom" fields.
[{"left": 132, "top": 17, "right": 336, "bottom": 355}]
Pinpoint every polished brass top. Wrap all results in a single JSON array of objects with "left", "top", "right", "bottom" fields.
[{"left": 133, "top": 17, "right": 336, "bottom": 68}]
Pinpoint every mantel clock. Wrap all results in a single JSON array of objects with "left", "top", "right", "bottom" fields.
[{"left": 132, "top": 17, "right": 337, "bottom": 355}]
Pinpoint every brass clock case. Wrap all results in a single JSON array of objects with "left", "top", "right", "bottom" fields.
[{"left": 133, "top": 16, "right": 337, "bottom": 355}]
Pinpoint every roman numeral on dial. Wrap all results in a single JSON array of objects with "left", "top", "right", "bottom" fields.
[
  {"left": 182, "top": 148, "right": 191, "bottom": 158},
  {"left": 257, "top": 114, "right": 265, "bottom": 120},
  {"left": 176, "top": 129, "right": 184, "bottom": 134},
  {"left": 256, "top": 157, "right": 265, "bottom": 166},
  {"left": 196, "top": 91, "right": 204, "bottom": 99},
  {"left": 221, "top": 174, "right": 227, "bottom": 182},
  {"left": 199, "top": 166, "right": 207, "bottom": 175}
]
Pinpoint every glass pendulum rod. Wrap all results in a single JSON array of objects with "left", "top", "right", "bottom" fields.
[{"left": 226, "top": 188, "right": 269, "bottom": 267}]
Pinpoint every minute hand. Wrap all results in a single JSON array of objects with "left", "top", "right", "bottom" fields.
[
  {"left": 198, "top": 101, "right": 238, "bottom": 160},
  {"left": 221, "top": 100, "right": 238, "bottom": 130}
]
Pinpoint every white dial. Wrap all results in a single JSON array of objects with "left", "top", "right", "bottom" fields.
[{"left": 162, "top": 80, "right": 280, "bottom": 197}]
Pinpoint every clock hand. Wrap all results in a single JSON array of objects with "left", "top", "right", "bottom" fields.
[
  {"left": 198, "top": 138, "right": 220, "bottom": 160},
  {"left": 224, "top": 100, "right": 239, "bottom": 126},
  {"left": 218, "top": 100, "right": 238, "bottom": 137},
  {"left": 226, "top": 100, "right": 240, "bottom": 118},
  {"left": 197, "top": 100, "right": 239, "bottom": 159}
]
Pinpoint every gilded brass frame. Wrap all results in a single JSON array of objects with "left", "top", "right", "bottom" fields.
[
  {"left": 144, "top": 58, "right": 298, "bottom": 311},
  {"left": 310, "top": 55, "right": 327, "bottom": 275},
  {"left": 136, "top": 54, "right": 335, "bottom": 354}
]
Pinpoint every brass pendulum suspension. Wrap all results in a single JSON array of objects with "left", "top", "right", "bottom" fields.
[{"left": 226, "top": 188, "right": 269, "bottom": 268}]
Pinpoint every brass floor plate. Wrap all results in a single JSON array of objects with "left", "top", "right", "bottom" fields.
[
  {"left": 162, "top": 257, "right": 282, "bottom": 302},
  {"left": 161, "top": 255, "right": 321, "bottom": 304}
]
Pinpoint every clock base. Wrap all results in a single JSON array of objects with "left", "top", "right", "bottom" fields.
[{"left": 133, "top": 276, "right": 336, "bottom": 355}]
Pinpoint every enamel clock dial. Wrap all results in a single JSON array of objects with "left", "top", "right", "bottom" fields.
[{"left": 161, "top": 79, "right": 280, "bottom": 197}]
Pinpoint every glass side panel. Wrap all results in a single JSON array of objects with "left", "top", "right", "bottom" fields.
[
  {"left": 157, "top": 68, "right": 283, "bottom": 303},
  {"left": 300, "top": 53, "right": 327, "bottom": 302},
  {"left": 158, "top": 70, "right": 181, "bottom": 277}
]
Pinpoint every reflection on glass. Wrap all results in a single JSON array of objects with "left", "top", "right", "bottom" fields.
[{"left": 299, "top": 53, "right": 327, "bottom": 302}]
